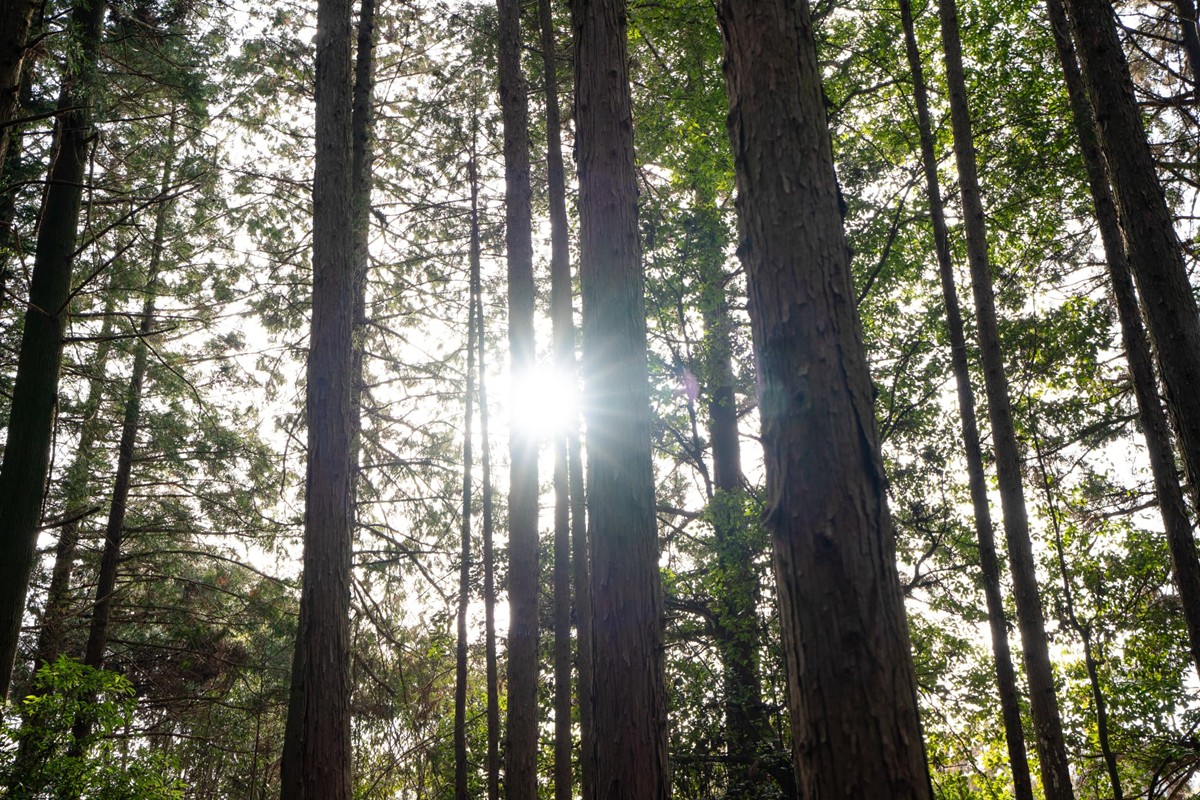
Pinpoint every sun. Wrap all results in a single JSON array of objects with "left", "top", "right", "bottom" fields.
[{"left": 508, "top": 365, "right": 580, "bottom": 440}]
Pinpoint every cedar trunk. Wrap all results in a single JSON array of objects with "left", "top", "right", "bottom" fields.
[
  {"left": 573, "top": 1, "right": 671, "bottom": 798},
  {"left": 897, "top": 2, "right": 1036, "bottom": 797},
  {"left": 455, "top": 256, "right": 476, "bottom": 800},
  {"left": 1046, "top": 0, "right": 1200, "bottom": 684},
  {"left": 715, "top": 1, "right": 932, "bottom": 797},
  {"left": 1063, "top": 0, "right": 1200, "bottom": 518},
  {"left": 537, "top": 0, "right": 578, "bottom": 797},
  {"left": 33, "top": 293, "right": 117, "bottom": 668},
  {"left": 938, "top": 1, "right": 1077, "bottom": 797},
  {"left": 0, "top": 0, "right": 107, "bottom": 701},
  {"left": 496, "top": 0, "right": 540, "bottom": 796},
  {"left": 691, "top": 197, "right": 794, "bottom": 800},
  {"left": 278, "top": 0, "right": 355, "bottom": 790},
  {"left": 475, "top": 170, "right": 501, "bottom": 800}
]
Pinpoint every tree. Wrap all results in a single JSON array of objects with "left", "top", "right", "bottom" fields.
[
  {"left": 535, "top": 1, "right": 581, "bottom": 798},
  {"left": 1045, "top": 0, "right": 1200, "bottom": 685},
  {"left": 0, "top": 0, "right": 109, "bottom": 701},
  {"left": 0, "top": 0, "right": 36, "bottom": 168},
  {"left": 454, "top": 241, "right": 475, "bottom": 800},
  {"left": 896, "top": 1, "right": 1035, "bottom": 796},
  {"left": 278, "top": 0, "right": 355, "bottom": 789},
  {"left": 715, "top": 1, "right": 932, "bottom": 796},
  {"left": 71, "top": 121, "right": 177, "bottom": 759},
  {"left": 1062, "top": 0, "right": 1200, "bottom": 520},
  {"left": 495, "top": 0, "right": 540, "bottom": 795},
  {"left": 573, "top": 0, "right": 671, "bottom": 797},
  {"left": 937, "top": 0, "right": 1077, "bottom": 796}
]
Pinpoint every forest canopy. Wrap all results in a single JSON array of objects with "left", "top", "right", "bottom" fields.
[{"left": 0, "top": 0, "right": 1198, "bottom": 797}]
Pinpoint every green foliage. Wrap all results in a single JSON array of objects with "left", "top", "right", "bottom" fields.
[{"left": 1, "top": 657, "right": 182, "bottom": 799}]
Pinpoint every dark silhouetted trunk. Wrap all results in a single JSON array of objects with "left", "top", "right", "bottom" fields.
[
  {"left": 569, "top": 422, "right": 592, "bottom": 800},
  {"left": 6, "top": 294, "right": 113, "bottom": 799},
  {"left": 0, "top": 0, "right": 36, "bottom": 167},
  {"left": 538, "top": 0, "right": 575, "bottom": 797},
  {"left": 279, "top": 0, "right": 355, "bottom": 791},
  {"left": 350, "top": 0, "right": 374, "bottom": 477},
  {"left": 0, "top": 0, "right": 107, "bottom": 702},
  {"left": 897, "top": 2, "right": 1035, "bottom": 797},
  {"left": 1031, "top": 431, "right": 1123, "bottom": 800},
  {"left": 938, "top": 2, "right": 1076, "bottom": 798},
  {"left": 496, "top": 0, "right": 540, "bottom": 795},
  {"left": 70, "top": 127, "right": 176, "bottom": 760},
  {"left": 573, "top": 0, "right": 671, "bottom": 797},
  {"left": 716, "top": 1, "right": 932, "bottom": 797},
  {"left": 689, "top": 195, "right": 795, "bottom": 800},
  {"left": 33, "top": 291, "right": 116, "bottom": 667},
  {"left": 1170, "top": 0, "right": 1200, "bottom": 98},
  {"left": 474, "top": 163, "right": 501, "bottom": 800},
  {"left": 455, "top": 240, "right": 476, "bottom": 800},
  {"left": 1047, "top": 0, "right": 1200, "bottom": 685},
  {"left": 1064, "top": 0, "right": 1200, "bottom": 520}
]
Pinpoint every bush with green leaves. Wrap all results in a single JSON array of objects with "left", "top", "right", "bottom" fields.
[{"left": 1, "top": 656, "right": 182, "bottom": 799}]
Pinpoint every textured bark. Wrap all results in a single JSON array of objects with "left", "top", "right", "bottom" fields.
[
  {"left": 716, "top": 2, "right": 932, "bottom": 797},
  {"left": 496, "top": 0, "right": 540, "bottom": 795},
  {"left": 538, "top": 0, "right": 575, "bottom": 797},
  {"left": 573, "top": 0, "right": 671, "bottom": 798},
  {"left": 897, "top": 3, "right": 1035, "bottom": 798},
  {"left": 0, "top": 0, "right": 107, "bottom": 702},
  {"left": 278, "top": 0, "right": 355, "bottom": 791},
  {"left": 0, "top": 0, "right": 35, "bottom": 168},
  {"left": 1047, "top": 0, "right": 1200, "bottom": 685},
  {"left": 455, "top": 257, "right": 476, "bottom": 800},
  {"left": 938, "top": 2, "right": 1076, "bottom": 798},
  {"left": 1064, "top": 0, "right": 1200, "bottom": 518}
]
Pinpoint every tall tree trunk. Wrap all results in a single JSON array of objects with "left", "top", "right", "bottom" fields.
[
  {"left": 689, "top": 197, "right": 795, "bottom": 800},
  {"left": 1170, "top": 0, "right": 1200, "bottom": 99},
  {"left": 455, "top": 263, "right": 476, "bottom": 800},
  {"left": 569, "top": 413, "right": 592, "bottom": 800},
  {"left": 0, "top": 129, "right": 24, "bottom": 310},
  {"left": 0, "top": 0, "right": 36, "bottom": 168},
  {"left": 350, "top": 0, "right": 375, "bottom": 486},
  {"left": 279, "top": 0, "right": 355, "bottom": 790},
  {"left": 537, "top": 1, "right": 576, "bottom": 798},
  {"left": 897, "top": 3, "right": 1036, "bottom": 798},
  {"left": 68, "top": 126, "right": 175, "bottom": 762},
  {"left": 1046, "top": 0, "right": 1200, "bottom": 684},
  {"left": 33, "top": 289, "right": 117, "bottom": 667},
  {"left": 496, "top": 0, "right": 540, "bottom": 796},
  {"left": 473, "top": 152, "right": 501, "bottom": 800},
  {"left": 6, "top": 292, "right": 113, "bottom": 799},
  {"left": 0, "top": 0, "right": 107, "bottom": 702},
  {"left": 1063, "top": 0, "right": 1200, "bottom": 518},
  {"left": 573, "top": 1, "right": 671, "bottom": 798},
  {"left": 937, "top": 2, "right": 1076, "bottom": 798},
  {"left": 1031, "top": 430, "right": 1124, "bottom": 800},
  {"left": 715, "top": 2, "right": 932, "bottom": 797}
]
